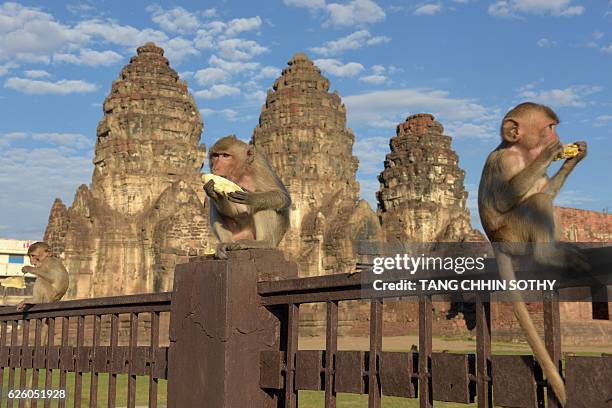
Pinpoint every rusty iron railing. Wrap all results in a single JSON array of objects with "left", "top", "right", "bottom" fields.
[
  {"left": 258, "top": 246, "right": 612, "bottom": 408},
  {"left": 0, "top": 293, "right": 171, "bottom": 408}
]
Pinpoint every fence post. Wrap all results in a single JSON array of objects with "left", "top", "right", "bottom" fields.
[{"left": 167, "top": 249, "right": 297, "bottom": 408}]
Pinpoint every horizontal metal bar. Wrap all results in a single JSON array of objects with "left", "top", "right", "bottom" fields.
[{"left": 0, "top": 292, "right": 172, "bottom": 319}]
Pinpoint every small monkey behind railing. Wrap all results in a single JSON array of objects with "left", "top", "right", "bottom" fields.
[{"left": 14, "top": 241, "right": 69, "bottom": 400}]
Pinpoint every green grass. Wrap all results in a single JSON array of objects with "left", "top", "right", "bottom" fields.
[
  {"left": 298, "top": 391, "right": 475, "bottom": 407},
  {"left": 1, "top": 369, "right": 167, "bottom": 407}
]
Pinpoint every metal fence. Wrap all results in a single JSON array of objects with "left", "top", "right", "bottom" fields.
[
  {"left": 0, "top": 293, "right": 171, "bottom": 408},
  {"left": 0, "top": 247, "right": 610, "bottom": 408},
  {"left": 258, "top": 246, "right": 612, "bottom": 408}
]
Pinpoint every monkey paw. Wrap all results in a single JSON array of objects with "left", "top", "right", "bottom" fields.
[{"left": 15, "top": 301, "right": 30, "bottom": 312}]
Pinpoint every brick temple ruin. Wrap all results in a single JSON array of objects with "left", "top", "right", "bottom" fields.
[
  {"left": 44, "top": 43, "right": 213, "bottom": 298},
  {"left": 252, "top": 52, "right": 383, "bottom": 277},
  {"left": 377, "top": 113, "right": 484, "bottom": 243}
]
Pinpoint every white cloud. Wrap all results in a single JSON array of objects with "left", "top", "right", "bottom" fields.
[
  {"left": 0, "top": 131, "right": 27, "bottom": 148},
  {"left": 601, "top": 44, "right": 612, "bottom": 54},
  {"left": 310, "top": 30, "right": 390, "bottom": 56},
  {"left": 371, "top": 64, "right": 385, "bottom": 74},
  {"left": 536, "top": 38, "right": 558, "bottom": 47},
  {"left": 147, "top": 5, "right": 200, "bottom": 34},
  {"left": 194, "top": 67, "right": 231, "bottom": 86},
  {"left": 445, "top": 122, "right": 496, "bottom": 139},
  {"left": 0, "top": 138, "right": 92, "bottom": 239},
  {"left": 325, "top": 0, "right": 386, "bottom": 27},
  {"left": 556, "top": 190, "right": 595, "bottom": 207},
  {"left": 359, "top": 74, "right": 387, "bottom": 84},
  {"left": 284, "top": 0, "right": 326, "bottom": 8},
  {"left": 200, "top": 108, "right": 239, "bottom": 120},
  {"left": 245, "top": 90, "right": 267, "bottom": 102},
  {"left": 159, "top": 37, "right": 198, "bottom": 62},
  {"left": 32, "top": 132, "right": 91, "bottom": 149},
  {"left": 194, "top": 30, "right": 214, "bottom": 49},
  {"left": 517, "top": 84, "right": 602, "bottom": 107},
  {"left": 414, "top": 4, "right": 443, "bottom": 15},
  {"left": 195, "top": 84, "right": 241, "bottom": 99},
  {"left": 53, "top": 48, "right": 123, "bottom": 66},
  {"left": 593, "top": 31, "right": 604, "bottom": 40},
  {"left": 254, "top": 66, "right": 281, "bottom": 80},
  {"left": 594, "top": 115, "right": 612, "bottom": 127},
  {"left": 313, "top": 58, "right": 365, "bottom": 77},
  {"left": 488, "top": 0, "right": 585, "bottom": 18},
  {"left": 344, "top": 88, "right": 497, "bottom": 134},
  {"left": 201, "top": 8, "right": 217, "bottom": 18},
  {"left": 74, "top": 20, "right": 168, "bottom": 48},
  {"left": 0, "top": 3, "right": 88, "bottom": 62},
  {"left": 353, "top": 136, "right": 389, "bottom": 174},
  {"left": 225, "top": 16, "right": 262, "bottom": 37},
  {"left": 4, "top": 77, "right": 97, "bottom": 95},
  {"left": 0, "top": 62, "right": 18, "bottom": 76},
  {"left": 24, "top": 69, "right": 50, "bottom": 78},
  {"left": 217, "top": 38, "right": 268, "bottom": 61},
  {"left": 209, "top": 55, "right": 259, "bottom": 74}
]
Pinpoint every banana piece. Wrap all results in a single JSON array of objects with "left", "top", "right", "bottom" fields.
[
  {"left": 1, "top": 276, "right": 26, "bottom": 289},
  {"left": 554, "top": 143, "right": 579, "bottom": 161},
  {"left": 202, "top": 174, "right": 243, "bottom": 196},
  {"left": 203, "top": 247, "right": 216, "bottom": 257}
]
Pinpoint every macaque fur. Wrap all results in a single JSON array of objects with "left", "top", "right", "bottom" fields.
[
  {"left": 478, "top": 102, "right": 588, "bottom": 406},
  {"left": 16, "top": 242, "right": 69, "bottom": 312},
  {"left": 204, "top": 135, "right": 290, "bottom": 257}
]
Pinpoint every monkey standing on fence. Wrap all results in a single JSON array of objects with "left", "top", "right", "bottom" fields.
[
  {"left": 16, "top": 241, "right": 69, "bottom": 312},
  {"left": 478, "top": 102, "right": 589, "bottom": 406},
  {"left": 203, "top": 135, "right": 291, "bottom": 259}
]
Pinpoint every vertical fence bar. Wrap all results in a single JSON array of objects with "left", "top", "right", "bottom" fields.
[
  {"left": 284, "top": 303, "right": 299, "bottom": 408},
  {"left": 324, "top": 301, "right": 338, "bottom": 408},
  {"left": 89, "top": 314, "right": 101, "bottom": 408},
  {"left": 418, "top": 295, "right": 432, "bottom": 408},
  {"left": 544, "top": 290, "right": 562, "bottom": 408},
  {"left": 368, "top": 299, "right": 382, "bottom": 408},
  {"left": 73, "top": 315, "right": 85, "bottom": 408},
  {"left": 0, "top": 321, "right": 8, "bottom": 403},
  {"left": 107, "top": 314, "right": 118, "bottom": 408},
  {"left": 18, "top": 319, "right": 29, "bottom": 408},
  {"left": 58, "top": 317, "right": 69, "bottom": 408},
  {"left": 148, "top": 312, "right": 159, "bottom": 408},
  {"left": 44, "top": 318, "right": 55, "bottom": 408},
  {"left": 476, "top": 292, "right": 492, "bottom": 408},
  {"left": 127, "top": 313, "right": 138, "bottom": 408},
  {"left": 8, "top": 320, "right": 19, "bottom": 408},
  {"left": 31, "top": 319, "right": 42, "bottom": 408}
]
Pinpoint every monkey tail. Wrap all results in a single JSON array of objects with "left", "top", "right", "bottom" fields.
[{"left": 496, "top": 251, "right": 567, "bottom": 406}]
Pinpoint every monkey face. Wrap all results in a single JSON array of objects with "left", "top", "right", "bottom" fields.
[
  {"left": 210, "top": 150, "right": 242, "bottom": 182},
  {"left": 28, "top": 248, "right": 50, "bottom": 266},
  {"left": 521, "top": 112, "right": 560, "bottom": 150}
]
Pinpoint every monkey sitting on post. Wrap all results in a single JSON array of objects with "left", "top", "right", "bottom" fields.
[
  {"left": 16, "top": 242, "right": 69, "bottom": 312},
  {"left": 204, "top": 135, "right": 291, "bottom": 259},
  {"left": 478, "top": 102, "right": 588, "bottom": 406}
]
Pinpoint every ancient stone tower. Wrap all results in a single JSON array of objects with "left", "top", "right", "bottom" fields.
[
  {"left": 377, "top": 114, "right": 483, "bottom": 242},
  {"left": 44, "top": 43, "right": 212, "bottom": 298},
  {"left": 252, "top": 52, "right": 382, "bottom": 276}
]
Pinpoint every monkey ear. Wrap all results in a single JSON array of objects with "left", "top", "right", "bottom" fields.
[{"left": 501, "top": 118, "right": 520, "bottom": 143}]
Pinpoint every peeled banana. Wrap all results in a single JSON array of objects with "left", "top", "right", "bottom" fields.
[
  {"left": 202, "top": 174, "right": 243, "bottom": 196},
  {"left": 1, "top": 276, "right": 26, "bottom": 289},
  {"left": 554, "top": 144, "right": 580, "bottom": 161}
]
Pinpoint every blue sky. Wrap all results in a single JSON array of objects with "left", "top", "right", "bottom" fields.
[{"left": 0, "top": 0, "right": 611, "bottom": 239}]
